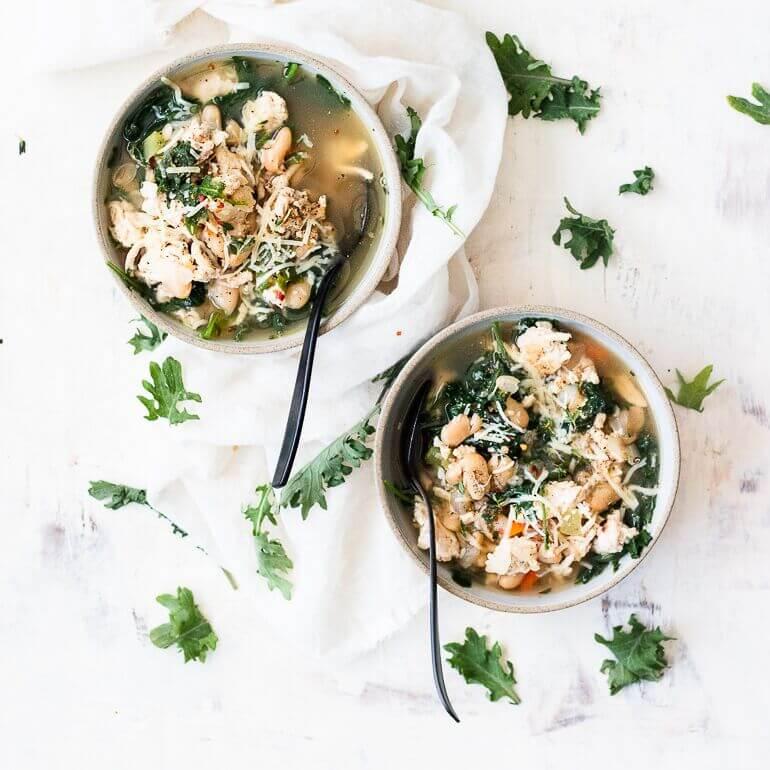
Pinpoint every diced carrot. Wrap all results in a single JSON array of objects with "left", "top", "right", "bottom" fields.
[
  {"left": 508, "top": 522, "right": 525, "bottom": 537},
  {"left": 520, "top": 571, "right": 539, "bottom": 591}
]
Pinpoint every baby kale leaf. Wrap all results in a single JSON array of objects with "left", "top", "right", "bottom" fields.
[
  {"left": 619, "top": 166, "right": 655, "bottom": 196},
  {"left": 88, "top": 479, "right": 189, "bottom": 537},
  {"left": 199, "top": 311, "right": 227, "bottom": 341},
  {"left": 244, "top": 485, "right": 293, "bottom": 600},
  {"left": 727, "top": 82, "right": 770, "bottom": 125},
  {"left": 395, "top": 107, "right": 464, "bottom": 237},
  {"left": 444, "top": 627, "right": 521, "bottom": 704},
  {"left": 138, "top": 357, "right": 202, "bottom": 425},
  {"left": 552, "top": 197, "right": 615, "bottom": 269},
  {"left": 129, "top": 316, "right": 167, "bottom": 354},
  {"left": 88, "top": 480, "right": 147, "bottom": 509},
  {"left": 280, "top": 410, "right": 376, "bottom": 518},
  {"left": 595, "top": 614, "right": 674, "bottom": 695},
  {"left": 149, "top": 587, "right": 218, "bottom": 663},
  {"left": 664, "top": 365, "right": 724, "bottom": 412},
  {"left": 486, "top": 32, "right": 601, "bottom": 133}
]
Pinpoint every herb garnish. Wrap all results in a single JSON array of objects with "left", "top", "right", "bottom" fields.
[
  {"left": 619, "top": 166, "right": 655, "bottom": 196},
  {"left": 664, "top": 365, "right": 724, "bottom": 412},
  {"left": 552, "top": 197, "right": 615, "bottom": 269},
  {"left": 395, "top": 107, "right": 463, "bottom": 237},
  {"left": 383, "top": 480, "right": 414, "bottom": 504},
  {"left": 316, "top": 74, "right": 350, "bottom": 107},
  {"left": 444, "top": 627, "right": 521, "bottom": 704},
  {"left": 595, "top": 614, "right": 674, "bottom": 695},
  {"left": 283, "top": 62, "right": 300, "bottom": 83},
  {"left": 149, "top": 587, "right": 218, "bottom": 663},
  {"left": 199, "top": 311, "right": 227, "bottom": 340},
  {"left": 18, "top": 138, "right": 26, "bottom": 155},
  {"left": 129, "top": 316, "right": 167, "bottom": 354},
  {"left": 486, "top": 32, "right": 601, "bottom": 133},
  {"left": 244, "top": 485, "right": 293, "bottom": 600},
  {"left": 727, "top": 82, "right": 770, "bottom": 125},
  {"left": 137, "top": 357, "right": 202, "bottom": 425},
  {"left": 88, "top": 480, "right": 189, "bottom": 537}
]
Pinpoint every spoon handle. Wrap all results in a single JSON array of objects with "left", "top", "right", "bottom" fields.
[
  {"left": 418, "top": 484, "right": 461, "bottom": 723},
  {"left": 272, "top": 258, "right": 344, "bottom": 489}
]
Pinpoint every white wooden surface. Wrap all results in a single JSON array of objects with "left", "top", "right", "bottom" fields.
[{"left": 3, "top": 1, "right": 770, "bottom": 767}]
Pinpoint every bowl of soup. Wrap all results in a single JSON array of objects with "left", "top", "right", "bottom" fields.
[
  {"left": 93, "top": 43, "right": 401, "bottom": 353},
  {"left": 375, "top": 306, "right": 680, "bottom": 612}
]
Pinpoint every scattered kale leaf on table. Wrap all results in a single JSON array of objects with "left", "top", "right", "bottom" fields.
[
  {"left": 664, "top": 364, "right": 724, "bottom": 412},
  {"left": 149, "top": 587, "right": 218, "bottom": 663},
  {"left": 395, "top": 107, "right": 464, "bottom": 237},
  {"left": 137, "top": 357, "right": 202, "bottom": 425},
  {"left": 244, "top": 485, "right": 293, "bottom": 600},
  {"left": 18, "top": 138, "right": 26, "bottom": 155},
  {"left": 727, "top": 82, "right": 770, "bottom": 125},
  {"left": 486, "top": 32, "right": 601, "bottom": 133},
  {"left": 619, "top": 166, "right": 655, "bottom": 196},
  {"left": 595, "top": 614, "right": 674, "bottom": 695},
  {"left": 444, "top": 627, "right": 521, "bottom": 704},
  {"left": 88, "top": 480, "right": 189, "bottom": 538},
  {"left": 129, "top": 316, "right": 167, "bottom": 354},
  {"left": 552, "top": 197, "right": 615, "bottom": 269}
]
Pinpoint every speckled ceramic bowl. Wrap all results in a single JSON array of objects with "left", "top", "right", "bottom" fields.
[
  {"left": 93, "top": 42, "right": 401, "bottom": 354},
  {"left": 375, "top": 306, "right": 680, "bottom": 613}
]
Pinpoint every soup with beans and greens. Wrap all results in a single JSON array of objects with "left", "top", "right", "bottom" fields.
[
  {"left": 106, "top": 56, "right": 383, "bottom": 340},
  {"left": 402, "top": 319, "right": 659, "bottom": 593}
]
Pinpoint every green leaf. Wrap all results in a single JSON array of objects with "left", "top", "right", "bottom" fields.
[
  {"left": 664, "top": 364, "right": 724, "bottom": 412},
  {"left": 486, "top": 32, "right": 601, "bottom": 133},
  {"left": 243, "top": 485, "right": 293, "bottom": 600},
  {"left": 394, "top": 107, "right": 464, "bottom": 237},
  {"left": 383, "top": 480, "right": 414, "bottom": 504},
  {"left": 128, "top": 316, "right": 167, "bottom": 354},
  {"left": 283, "top": 62, "right": 300, "bottom": 83},
  {"left": 619, "top": 166, "right": 655, "bottom": 196},
  {"left": 727, "top": 82, "right": 770, "bottom": 125},
  {"left": 199, "top": 310, "right": 227, "bottom": 341},
  {"left": 316, "top": 74, "right": 350, "bottom": 107},
  {"left": 552, "top": 197, "right": 615, "bottom": 269},
  {"left": 537, "top": 76, "right": 602, "bottom": 134},
  {"left": 88, "top": 480, "right": 146, "bottom": 509},
  {"left": 18, "top": 138, "right": 26, "bottom": 155},
  {"left": 280, "top": 409, "right": 376, "bottom": 519},
  {"left": 595, "top": 614, "right": 674, "bottom": 695},
  {"left": 444, "top": 627, "right": 521, "bottom": 704},
  {"left": 149, "top": 587, "right": 218, "bottom": 663},
  {"left": 137, "top": 357, "right": 202, "bottom": 425}
]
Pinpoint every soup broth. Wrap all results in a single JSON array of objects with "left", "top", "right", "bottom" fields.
[
  {"left": 395, "top": 318, "right": 660, "bottom": 595},
  {"left": 105, "top": 56, "right": 386, "bottom": 341}
]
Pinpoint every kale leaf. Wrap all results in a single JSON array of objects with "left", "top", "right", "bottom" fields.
[
  {"left": 154, "top": 282, "right": 207, "bottom": 313},
  {"left": 444, "top": 627, "right": 521, "bottom": 704},
  {"left": 244, "top": 485, "right": 293, "bottom": 600},
  {"left": 199, "top": 311, "right": 227, "bottom": 341},
  {"left": 486, "top": 32, "right": 601, "bottom": 133},
  {"left": 137, "top": 357, "right": 202, "bottom": 425},
  {"left": 316, "top": 74, "right": 351, "bottom": 107},
  {"left": 553, "top": 197, "right": 615, "bottom": 269},
  {"left": 595, "top": 614, "right": 674, "bottom": 694},
  {"left": 727, "top": 82, "right": 770, "bottom": 125},
  {"left": 280, "top": 409, "right": 376, "bottom": 518},
  {"left": 149, "top": 587, "right": 218, "bottom": 663},
  {"left": 18, "top": 138, "right": 26, "bottom": 155},
  {"left": 571, "top": 381, "right": 615, "bottom": 431},
  {"left": 88, "top": 480, "right": 147, "bottom": 509},
  {"left": 619, "top": 166, "right": 655, "bottom": 196},
  {"left": 395, "top": 107, "right": 464, "bottom": 237},
  {"left": 129, "top": 316, "right": 167, "bottom": 354},
  {"left": 664, "top": 365, "right": 724, "bottom": 412}
]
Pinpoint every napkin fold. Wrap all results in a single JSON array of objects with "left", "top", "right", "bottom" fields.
[{"left": 76, "top": 0, "right": 507, "bottom": 664}]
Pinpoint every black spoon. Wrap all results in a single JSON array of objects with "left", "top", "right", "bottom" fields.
[
  {"left": 272, "top": 183, "right": 369, "bottom": 489},
  {"left": 272, "top": 253, "right": 345, "bottom": 488},
  {"left": 402, "top": 381, "right": 460, "bottom": 723}
]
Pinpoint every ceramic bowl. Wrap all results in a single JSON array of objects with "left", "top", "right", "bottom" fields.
[
  {"left": 93, "top": 42, "right": 401, "bottom": 354},
  {"left": 375, "top": 306, "right": 680, "bottom": 613}
]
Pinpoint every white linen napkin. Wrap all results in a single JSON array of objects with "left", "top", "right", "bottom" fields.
[{"left": 76, "top": 0, "right": 507, "bottom": 663}]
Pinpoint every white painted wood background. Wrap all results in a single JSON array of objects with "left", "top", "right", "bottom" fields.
[{"left": 3, "top": 1, "right": 769, "bottom": 767}]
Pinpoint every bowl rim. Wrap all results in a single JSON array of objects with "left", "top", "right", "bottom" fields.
[
  {"left": 92, "top": 41, "right": 402, "bottom": 355},
  {"left": 374, "top": 304, "right": 681, "bottom": 613}
]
